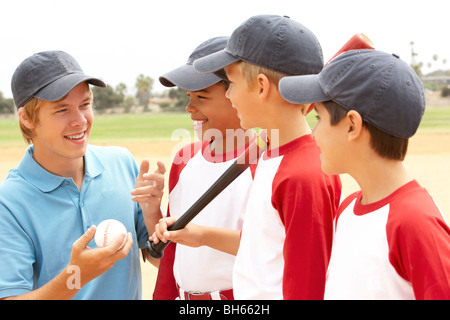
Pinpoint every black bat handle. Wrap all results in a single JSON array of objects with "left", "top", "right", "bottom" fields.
[
  {"left": 145, "top": 162, "right": 250, "bottom": 259},
  {"left": 145, "top": 237, "right": 167, "bottom": 259}
]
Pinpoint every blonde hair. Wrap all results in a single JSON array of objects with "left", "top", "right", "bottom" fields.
[
  {"left": 19, "top": 84, "right": 93, "bottom": 145},
  {"left": 19, "top": 97, "right": 45, "bottom": 145},
  {"left": 237, "top": 61, "right": 310, "bottom": 113},
  {"left": 237, "top": 60, "right": 287, "bottom": 88}
]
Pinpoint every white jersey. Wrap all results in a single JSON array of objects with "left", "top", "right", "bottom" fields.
[
  {"left": 325, "top": 180, "right": 450, "bottom": 300},
  {"left": 153, "top": 141, "right": 257, "bottom": 299},
  {"left": 233, "top": 135, "right": 342, "bottom": 299}
]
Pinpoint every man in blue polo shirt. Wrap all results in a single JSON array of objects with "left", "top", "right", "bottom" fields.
[{"left": 0, "top": 51, "right": 165, "bottom": 299}]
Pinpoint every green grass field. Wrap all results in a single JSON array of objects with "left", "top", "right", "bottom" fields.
[
  {"left": 1, "top": 106, "right": 449, "bottom": 146},
  {"left": 416, "top": 106, "right": 450, "bottom": 132},
  {"left": 0, "top": 112, "right": 194, "bottom": 146},
  {"left": 90, "top": 112, "right": 194, "bottom": 142}
]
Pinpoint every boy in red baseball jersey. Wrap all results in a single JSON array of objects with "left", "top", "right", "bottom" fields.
[
  {"left": 152, "top": 37, "right": 257, "bottom": 300},
  {"left": 279, "top": 49, "right": 450, "bottom": 299}
]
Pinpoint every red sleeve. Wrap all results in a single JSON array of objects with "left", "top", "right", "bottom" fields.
[
  {"left": 152, "top": 237, "right": 178, "bottom": 299},
  {"left": 271, "top": 147, "right": 341, "bottom": 300},
  {"left": 152, "top": 142, "right": 204, "bottom": 300},
  {"left": 387, "top": 189, "right": 450, "bottom": 300}
]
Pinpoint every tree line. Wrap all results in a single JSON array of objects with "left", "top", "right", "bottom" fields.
[
  {"left": 0, "top": 91, "right": 14, "bottom": 114},
  {"left": 1, "top": 47, "right": 448, "bottom": 115},
  {"left": 0, "top": 73, "right": 188, "bottom": 115},
  {"left": 92, "top": 74, "right": 157, "bottom": 113}
]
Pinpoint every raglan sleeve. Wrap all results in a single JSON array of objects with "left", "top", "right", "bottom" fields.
[
  {"left": 387, "top": 194, "right": 450, "bottom": 300},
  {"left": 152, "top": 143, "right": 202, "bottom": 300},
  {"left": 152, "top": 156, "right": 181, "bottom": 300},
  {"left": 272, "top": 170, "right": 338, "bottom": 299}
]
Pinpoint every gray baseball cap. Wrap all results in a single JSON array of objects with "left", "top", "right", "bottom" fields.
[
  {"left": 159, "top": 36, "right": 229, "bottom": 91},
  {"left": 279, "top": 49, "right": 426, "bottom": 138},
  {"left": 11, "top": 50, "right": 106, "bottom": 109},
  {"left": 193, "top": 15, "right": 323, "bottom": 76}
]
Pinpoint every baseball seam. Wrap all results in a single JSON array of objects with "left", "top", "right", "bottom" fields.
[{"left": 103, "top": 220, "right": 111, "bottom": 247}]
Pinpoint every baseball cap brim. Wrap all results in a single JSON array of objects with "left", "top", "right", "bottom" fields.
[
  {"left": 279, "top": 75, "right": 329, "bottom": 104},
  {"left": 159, "top": 64, "right": 222, "bottom": 91},
  {"left": 34, "top": 73, "right": 106, "bottom": 102},
  {"left": 193, "top": 49, "right": 239, "bottom": 74}
]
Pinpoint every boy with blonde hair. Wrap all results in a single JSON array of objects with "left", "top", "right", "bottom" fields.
[
  {"left": 154, "top": 15, "right": 342, "bottom": 299},
  {"left": 279, "top": 49, "right": 450, "bottom": 299},
  {"left": 0, "top": 51, "right": 163, "bottom": 299}
]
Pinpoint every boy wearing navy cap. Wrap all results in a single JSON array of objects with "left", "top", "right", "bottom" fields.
[
  {"left": 153, "top": 37, "right": 257, "bottom": 300},
  {"left": 0, "top": 51, "right": 164, "bottom": 299},
  {"left": 279, "top": 49, "right": 450, "bottom": 299}
]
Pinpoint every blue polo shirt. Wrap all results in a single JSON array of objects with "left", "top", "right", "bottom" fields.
[{"left": 0, "top": 145, "right": 149, "bottom": 299}]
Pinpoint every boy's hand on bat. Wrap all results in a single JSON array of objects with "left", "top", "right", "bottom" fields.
[{"left": 151, "top": 216, "right": 204, "bottom": 248}]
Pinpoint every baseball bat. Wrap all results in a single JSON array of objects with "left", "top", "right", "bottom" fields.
[
  {"left": 145, "top": 33, "right": 375, "bottom": 259},
  {"left": 307, "top": 33, "right": 375, "bottom": 114},
  {"left": 328, "top": 33, "right": 374, "bottom": 61},
  {"left": 145, "top": 131, "right": 267, "bottom": 259}
]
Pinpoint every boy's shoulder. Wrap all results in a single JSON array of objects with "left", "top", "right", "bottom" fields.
[
  {"left": 0, "top": 168, "right": 23, "bottom": 198},
  {"left": 87, "top": 144, "right": 134, "bottom": 162},
  {"left": 169, "top": 141, "right": 208, "bottom": 189},
  {"left": 387, "top": 180, "right": 446, "bottom": 231},
  {"left": 172, "top": 140, "right": 207, "bottom": 165},
  {"left": 270, "top": 134, "right": 341, "bottom": 194},
  {"left": 386, "top": 180, "right": 450, "bottom": 295},
  {"left": 340, "top": 180, "right": 445, "bottom": 232},
  {"left": 84, "top": 145, "right": 144, "bottom": 182},
  {"left": 274, "top": 135, "right": 324, "bottom": 178}
]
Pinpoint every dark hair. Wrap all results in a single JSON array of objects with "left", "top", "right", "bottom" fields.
[
  {"left": 322, "top": 100, "right": 409, "bottom": 161},
  {"left": 217, "top": 79, "right": 230, "bottom": 90}
]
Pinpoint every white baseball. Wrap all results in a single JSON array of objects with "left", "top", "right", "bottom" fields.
[{"left": 94, "top": 219, "right": 128, "bottom": 250}]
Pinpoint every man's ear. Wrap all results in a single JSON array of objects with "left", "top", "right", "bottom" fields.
[
  {"left": 18, "top": 107, "right": 34, "bottom": 130},
  {"left": 346, "top": 110, "right": 364, "bottom": 141}
]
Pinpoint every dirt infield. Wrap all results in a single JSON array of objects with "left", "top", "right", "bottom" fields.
[{"left": 1, "top": 133, "right": 449, "bottom": 299}]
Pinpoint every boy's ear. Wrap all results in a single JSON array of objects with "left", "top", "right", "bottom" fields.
[
  {"left": 256, "top": 73, "right": 270, "bottom": 102},
  {"left": 18, "top": 107, "right": 34, "bottom": 130},
  {"left": 346, "top": 110, "right": 364, "bottom": 141}
]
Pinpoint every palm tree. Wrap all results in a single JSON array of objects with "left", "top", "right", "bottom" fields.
[{"left": 135, "top": 74, "right": 154, "bottom": 106}]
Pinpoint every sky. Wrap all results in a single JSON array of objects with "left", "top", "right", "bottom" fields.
[{"left": 0, "top": 0, "right": 448, "bottom": 99}]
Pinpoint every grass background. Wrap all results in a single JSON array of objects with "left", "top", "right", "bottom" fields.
[{"left": 1, "top": 106, "right": 449, "bottom": 146}]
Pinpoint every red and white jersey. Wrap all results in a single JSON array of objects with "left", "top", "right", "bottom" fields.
[
  {"left": 153, "top": 140, "right": 257, "bottom": 299},
  {"left": 325, "top": 180, "right": 450, "bottom": 300},
  {"left": 233, "top": 135, "right": 342, "bottom": 300}
]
